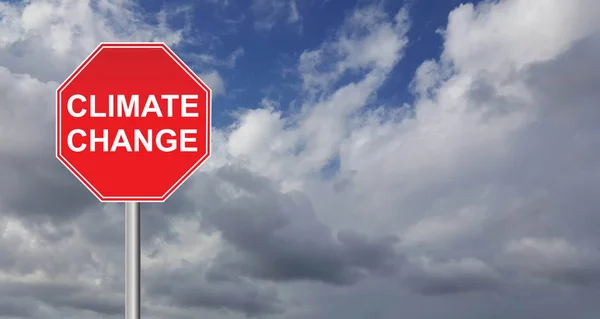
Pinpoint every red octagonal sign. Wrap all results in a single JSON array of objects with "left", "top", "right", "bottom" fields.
[{"left": 56, "top": 42, "right": 211, "bottom": 202}]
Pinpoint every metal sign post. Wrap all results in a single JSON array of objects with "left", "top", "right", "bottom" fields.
[{"left": 126, "top": 202, "right": 140, "bottom": 319}]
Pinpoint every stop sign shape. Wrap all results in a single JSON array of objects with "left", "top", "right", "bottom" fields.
[{"left": 56, "top": 42, "right": 211, "bottom": 202}]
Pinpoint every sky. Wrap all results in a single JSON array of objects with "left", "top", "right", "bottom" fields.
[{"left": 1, "top": 0, "right": 600, "bottom": 318}]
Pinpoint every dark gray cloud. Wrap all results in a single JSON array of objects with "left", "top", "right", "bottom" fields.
[
  {"left": 0, "top": 68, "right": 99, "bottom": 222},
  {"left": 145, "top": 263, "right": 283, "bottom": 317},
  {"left": 0, "top": 280, "right": 123, "bottom": 316},
  {"left": 0, "top": 155, "right": 99, "bottom": 221},
  {"left": 0, "top": 298, "right": 36, "bottom": 318},
  {"left": 404, "top": 258, "right": 502, "bottom": 295},
  {"left": 194, "top": 165, "right": 402, "bottom": 285}
]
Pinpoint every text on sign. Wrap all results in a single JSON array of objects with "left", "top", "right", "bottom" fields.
[{"left": 65, "top": 94, "right": 201, "bottom": 153}]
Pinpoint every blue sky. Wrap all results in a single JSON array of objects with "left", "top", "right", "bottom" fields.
[{"left": 133, "top": 0, "right": 483, "bottom": 127}]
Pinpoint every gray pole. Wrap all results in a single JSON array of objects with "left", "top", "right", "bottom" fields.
[{"left": 126, "top": 202, "right": 140, "bottom": 319}]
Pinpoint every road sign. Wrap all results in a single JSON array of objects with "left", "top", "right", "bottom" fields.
[{"left": 56, "top": 42, "right": 212, "bottom": 202}]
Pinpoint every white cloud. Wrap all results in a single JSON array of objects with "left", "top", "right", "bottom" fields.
[
  {"left": 199, "top": 70, "right": 226, "bottom": 95},
  {"left": 251, "top": 0, "right": 303, "bottom": 31},
  {"left": 0, "top": 0, "right": 185, "bottom": 82},
  {"left": 190, "top": 47, "right": 245, "bottom": 69},
  {"left": 228, "top": 5, "right": 411, "bottom": 191},
  {"left": 502, "top": 237, "right": 600, "bottom": 284},
  {"left": 443, "top": 0, "right": 600, "bottom": 75},
  {"left": 298, "top": 7, "right": 409, "bottom": 95},
  {"left": 402, "top": 206, "right": 488, "bottom": 246}
]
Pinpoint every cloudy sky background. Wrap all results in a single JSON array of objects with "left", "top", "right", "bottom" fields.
[{"left": 1, "top": 0, "right": 600, "bottom": 318}]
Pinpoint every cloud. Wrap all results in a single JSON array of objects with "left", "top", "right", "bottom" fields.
[
  {"left": 406, "top": 257, "right": 502, "bottom": 295},
  {"left": 145, "top": 262, "right": 284, "bottom": 317},
  {"left": 251, "top": 0, "right": 303, "bottom": 31},
  {"left": 0, "top": 278, "right": 123, "bottom": 316},
  {"left": 0, "top": 0, "right": 185, "bottom": 82},
  {"left": 0, "top": 66, "right": 99, "bottom": 221},
  {"left": 298, "top": 6, "right": 409, "bottom": 95},
  {"left": 188, "top": 48, "right": 244, "bottom": 96},
  {"left": 192, "top": 165, "right": 401, "bottom": 285},
  {"left": 200, "top": 70, "right": 226, "bottom": 95},
  {"left": 227, "top": 4, "right": 410, "bottom": 190},
  {"left": 503, "top": 237, "right": 600, "bottom": 286},
  {"left": 192, "top": 47, "right": 245, "bottom": 69},
  {"left": 401, "top": 206, "right": 487, "bottom": 247}
]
